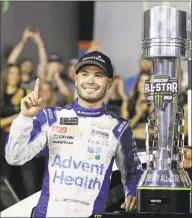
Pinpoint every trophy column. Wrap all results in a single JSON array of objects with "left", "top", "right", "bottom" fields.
[{"left": 137, "top": 6, "right": 191, "bottom": 213}]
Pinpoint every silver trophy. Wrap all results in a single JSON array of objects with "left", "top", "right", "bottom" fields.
[{"left": 137, "top": 6, "right": 192, "bottom": 213}]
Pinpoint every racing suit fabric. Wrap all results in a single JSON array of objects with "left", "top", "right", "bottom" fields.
[{"left": 5, "top": 100, "right": 143, "bottom": 217}]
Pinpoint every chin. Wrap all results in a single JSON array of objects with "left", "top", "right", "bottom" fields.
[
  {"left": 83, "top": 90, "right": 98, "bottom": 96},
  {"left": 84, "top": 94, "right": 97, "bottom": 100},
  {"left": 10, "top": 83, "right": 18, "bottom": 86}
]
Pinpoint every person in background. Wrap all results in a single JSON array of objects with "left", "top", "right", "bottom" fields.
[
  {"left": 39, "top": 81, "right": 56, "bottom": 107},
  {"left": 7, "top": 27, "right": 47, "bottom": 91},
  {"left": 0, "top": 64, "right": 24, "bottom": 148},
  {"left": 126, "top": 71, "right": 153, "bottom": 150},
  {"left": 104, "top": 75, "right": 128, "bottom": 118},
  {"left": 63, "top": 58, "right": 78, "bottom": 99},
  {"left": 0, "top": 64, "right": 37, "bottom": 200},
  {"left": 44, "top": 53, "right": 64, "bottom": 81},
  {"left": 125, "top": 58, "right": 152, "bottom": 95},
  {"left": 40, "top": 53, "right": 73, "bottom": 106},
  {"left": 177, "top": 69, "right": 189, "bottom": 145},
  {"left": 184, "top": 147, "right": 192, "bottom": 181}
]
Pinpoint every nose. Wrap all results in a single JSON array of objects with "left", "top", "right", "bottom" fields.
[{"left": 86, "top": 74, "right": 95, "bottom": 84}]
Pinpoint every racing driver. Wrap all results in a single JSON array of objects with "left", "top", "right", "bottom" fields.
[{"left": 5, "top": 51, "right": 143, "bottom": 217}]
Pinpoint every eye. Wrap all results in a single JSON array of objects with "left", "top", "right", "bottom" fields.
[
  {"left": 95, "top": 74, "right": 103, "bottom": 78},
  {"left": 81, "top": 73, "right": 87, "bottom": 77}
]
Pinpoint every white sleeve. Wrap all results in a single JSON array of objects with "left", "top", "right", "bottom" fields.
[{"left": 5, "top": 110, "right": 48, "bottom": 165}]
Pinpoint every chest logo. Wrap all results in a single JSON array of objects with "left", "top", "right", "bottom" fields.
[
  {"left": 90, "top": 129, "right": 109, "bottom": 139},
  {"left": 60, "top": 117, "right": 78, "bottom": 125}
]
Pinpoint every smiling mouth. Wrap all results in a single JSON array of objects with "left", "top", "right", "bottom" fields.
[{"left": 83, "top": 87, "right": 97, "bottom": 91}]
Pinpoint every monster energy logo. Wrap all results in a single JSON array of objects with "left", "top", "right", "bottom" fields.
[
  {"left": 144, "top": 75, "right": 178, "bottom": 108},
  {"left": 154, "top": 95, "right": 163, "bottom": 108}
]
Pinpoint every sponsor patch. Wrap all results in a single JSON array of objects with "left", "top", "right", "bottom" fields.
[
  {"left": 52, "top": 126, "right": 81, "bottom": 136},
  {"left": 88, "top": 138, "right": 108, "bottom": 147},
  {"left": 90, "top": 129, "right": 109, "bottom": 139},
  {"left": 118, "top": 121, "right": 127, "bottom": 132},
  {"left": 60, "top": 117, "right": 78, "bottom": 125},
  {"left": 77, "top": 110, "right": 101, "bottom": 116},
  {"left": 88, "top": 146, "right": 102, "bottom": 160},
  {"left": 53, "top": 134, "right": 74, "bottom": 140},
  {"left": 54, "top": 198, "right": 90, "bottom": 205},
  {"left": 53, "top": 141, "right": 73, "bottom": 145},
  {"left": 52, "top": 126, "right": 67, "bottom": 133},
  {"left": 82, "top": 55, "right": 105, "bottom": 63},
  {"left": 47, "top": 108, "right": 54, "bottom": 119},
  {"left": 51, "top": 155, "right": 105, "bottom": 190}
]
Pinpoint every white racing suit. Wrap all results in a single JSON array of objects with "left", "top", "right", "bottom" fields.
[{"left": 5, "top": 100, "right": 143, "bottom": 217}]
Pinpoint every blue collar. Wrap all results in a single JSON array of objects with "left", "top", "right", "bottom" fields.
[{"left": 72, "top": 99, "right": 106, "bottom": 117}]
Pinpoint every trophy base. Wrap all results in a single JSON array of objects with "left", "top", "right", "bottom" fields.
[
  {"left": 137, "top": 169, "right": 191, "bottom": 213},
  {"left": 137, "top": 187, "right": 191, "bottom": 213}
]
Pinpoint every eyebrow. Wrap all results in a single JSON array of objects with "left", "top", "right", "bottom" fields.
[{"left": 79, "top": 69, "right": 106, "bottom": 75}]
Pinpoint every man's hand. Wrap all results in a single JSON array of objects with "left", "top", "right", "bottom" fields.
[
  {"left": 54, "top": 71, "right": 61, "bottom": 80},
  {"left": 87, "top": 40, "right": 102, "bottom": 52},
  {"left": 31, "top": 30, "right": 43, "bottom": 45},
  {"left": 121, "top": 196, "right": 136, "bottom": 211},
  {"left": 22, "top": 27, "right": 33, "bottom": 42},
  {"left": 21, "top": 78, "right": 44, "bottom": 117},
  {"left": 184, "top": 147, "right": 192, "bottom": 168},
  {"left": 135, "top": 100, "right": 148, "bottom": 115}
]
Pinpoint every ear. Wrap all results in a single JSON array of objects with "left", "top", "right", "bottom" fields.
[
  {"left": 107, "top": 78, "right": 114, "bottom": 90},
  {"left": 74, "top": 73, "right": 78, "bottom": 86},
  {"left": 60, "top": 64, "right": 64, "bottom": 72}
]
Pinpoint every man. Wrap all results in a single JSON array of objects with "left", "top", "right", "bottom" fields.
[
  {"left": 45, "top": 53, "right": 64, "bottom": 81},
  {"left": 5, "top": 51, "right": 143, "bottom": 217},
  {"left": 43, "top": 53, "right": 73, "bottom": 106}
]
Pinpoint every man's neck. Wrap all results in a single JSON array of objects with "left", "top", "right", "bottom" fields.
[{"left": 77, "top": 98, "right": 104, "bottom": 109}]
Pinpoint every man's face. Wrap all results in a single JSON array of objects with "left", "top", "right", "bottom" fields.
[
  {"left": 140, "top": 59, "right": 152, "bottom": 72},
  {"left": 137, "top": 74, "right": 149, "bottom": 94},
  {"left": 67, "top": 64, "right": 76, "bottom": 81},
  {"left": 8, "top": 66, "right": 21, "bottom": 86},
  {"left": 47, "top": 62, "right": 64, "bottom": 74},
  {"left": 20, "top": 60, "right": 34, "bottom": 74},
  {"left": 75, "top": 65, "right": 113, "bottom": 103}
]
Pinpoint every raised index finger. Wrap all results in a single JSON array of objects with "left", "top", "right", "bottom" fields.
[{"left": 34, "top": 78, "right": 40, "bottom": 95}]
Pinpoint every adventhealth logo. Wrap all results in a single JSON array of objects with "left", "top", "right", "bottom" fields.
[
  {"left": 51, "top": 155, "right": 105, "bottom": 190},
  {"left": 88, "top": 145, "right": 102, "bottom": 160}
]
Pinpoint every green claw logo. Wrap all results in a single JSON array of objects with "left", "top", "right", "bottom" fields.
[{"left": 154, "top": 95, "right": 163, "bottom": 108}]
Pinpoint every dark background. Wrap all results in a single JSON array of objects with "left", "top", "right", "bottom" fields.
[{"left": 1, "top": 1, "right": 94, "bottom": 69}]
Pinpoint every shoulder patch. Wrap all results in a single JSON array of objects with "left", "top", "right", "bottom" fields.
[
  {"left": 113, "top": 118, "right": 130, "bottom": 140},
  {"left": 45, "top": 107, "right": 57, "bottom": 126}
]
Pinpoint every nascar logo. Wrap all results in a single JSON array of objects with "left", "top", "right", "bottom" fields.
[{"left": 145, "top": 75, "right": 178, "bottom": 108}]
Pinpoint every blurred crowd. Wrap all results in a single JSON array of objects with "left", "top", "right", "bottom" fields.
[{"left": 0, "top": 27, "right": 190, "bottom": 210}]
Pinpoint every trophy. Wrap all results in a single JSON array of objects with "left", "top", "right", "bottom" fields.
[{"left": 137, "top": 6, "right": 192, "bottom": 213}]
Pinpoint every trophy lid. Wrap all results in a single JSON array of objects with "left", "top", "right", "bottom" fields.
[{"left": 142, "top": 6, "right": 191, "bottom": 60}]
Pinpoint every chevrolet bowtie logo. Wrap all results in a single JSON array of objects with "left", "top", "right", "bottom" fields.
[{"left": 94, "top": 215, "right": 102, "bottom": 218}]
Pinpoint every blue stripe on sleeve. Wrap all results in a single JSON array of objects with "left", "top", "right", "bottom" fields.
[
  {"left": 119, "top": 127, "right": 143, "bottom": 197},
  {"left": 28, "top": 109, "right": 47, "bottom": 143}
]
